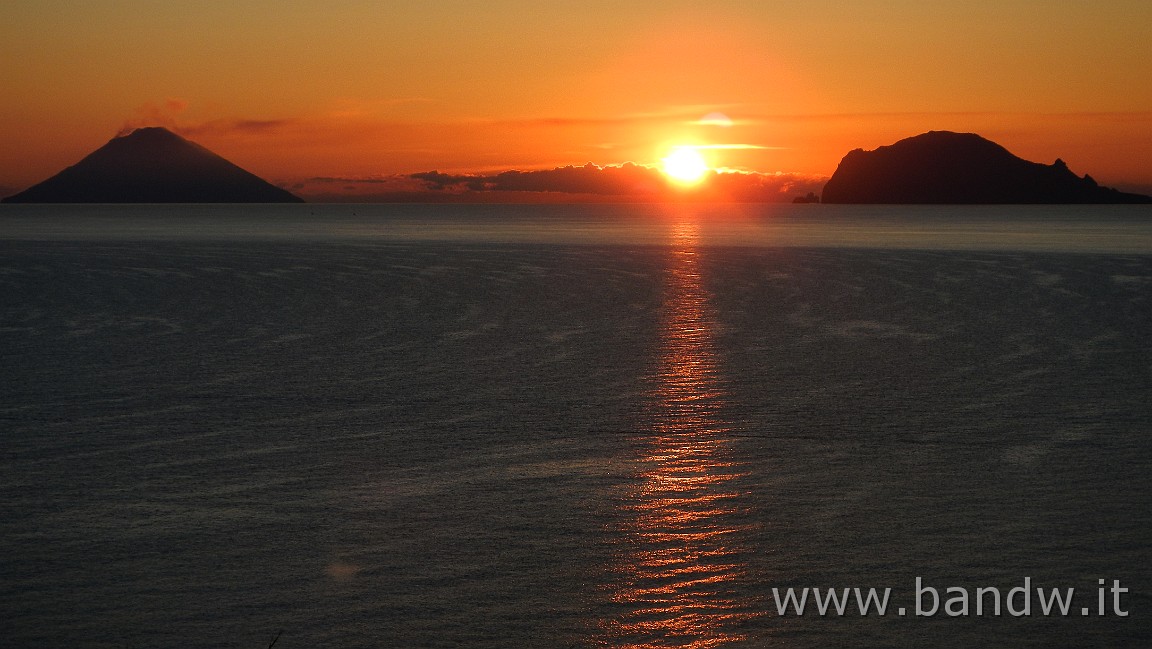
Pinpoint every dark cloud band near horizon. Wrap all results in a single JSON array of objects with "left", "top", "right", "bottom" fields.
[{"left": 403, "top": 163, "right": 825, "bottom": 201}]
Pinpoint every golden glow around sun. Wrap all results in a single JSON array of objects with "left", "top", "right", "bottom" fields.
[{"left": 661, "top": 146, "right": 709, "bottom": 185}]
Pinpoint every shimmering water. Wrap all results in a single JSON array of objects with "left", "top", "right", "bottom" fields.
[{"left": 2, "top": 204, "right": 1150, "bottom": 647}]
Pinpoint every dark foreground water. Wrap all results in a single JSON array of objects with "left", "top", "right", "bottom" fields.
[{"left": 2, "top": 204, "right": 1151, "bottom": 647}]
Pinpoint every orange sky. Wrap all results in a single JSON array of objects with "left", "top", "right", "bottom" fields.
[{"left": 2, "top": 1, "right": 1151, "bottom": 196}]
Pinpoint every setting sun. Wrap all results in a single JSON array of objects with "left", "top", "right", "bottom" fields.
[{"left": 661, "top": 146, "right": 709, "bottom": 185}]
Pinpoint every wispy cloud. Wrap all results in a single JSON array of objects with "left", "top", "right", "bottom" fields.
[
  {"left": 692, "top": 143, "right": 786, "bottom": 150},
  {"left": 693, "top": 112, "right": 735, "bottom": 127},
  {"left": 116, "top": 98, "right": 188, "bottom": 135},
  {"left": 180, "top": 118, "right": 299, "bottom": 137},
  {"left": 115, "top": 98, "right": 301, "bottom": 139},
  {"left": 486, "top": 106, "right": 750, "bottom": 129},
  {"left": 725, "top": 110, "right": 1152, "bottom": 124}
]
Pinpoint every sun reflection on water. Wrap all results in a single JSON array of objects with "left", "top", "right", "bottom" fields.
[{"left": 600, "top": 218, "right": 762, "bottom": 648}]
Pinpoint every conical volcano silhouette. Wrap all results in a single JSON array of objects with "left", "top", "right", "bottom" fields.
[{"left": 2, "top": 127, "right": 302, "bottom": 203}]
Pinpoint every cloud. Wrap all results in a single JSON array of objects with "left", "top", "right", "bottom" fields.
[
  {"left": 115, "top": 99, "right": 298, "bottom": 138},
  {"left": 695, "top": 112, "right": 734, "bottom": 127},
  {"left": 693, "top": 143, "right": 784, "bottom": 150},
  {"left": 412, "top": 163, "right": 666, "bottom": 195},
  {"left": 486, "top": 106, "right": 749, "bottom": 129},
  {"left": 707, "top": 169, "right": 829, "bottom": 201},
  {"left": 407, "top": 163, "right": 826, "bottom": 202},
  {"left": 285, "top": 164, "right": 828, "bottom": 203},
  {"left": 117, "top": 98, "right": 188, "bottom": 135}
]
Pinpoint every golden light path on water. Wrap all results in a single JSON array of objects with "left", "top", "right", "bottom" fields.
[{"left": 599, "top": 216, "right": 763, "bottom": 648}]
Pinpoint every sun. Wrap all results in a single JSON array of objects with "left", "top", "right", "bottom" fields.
[{"left": 661, "top": 146, "right": 709, "bottom": 185}]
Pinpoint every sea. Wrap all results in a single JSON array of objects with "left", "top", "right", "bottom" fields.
[{"left": 2, "top": 203, "right": 1151, "bottom": 648}]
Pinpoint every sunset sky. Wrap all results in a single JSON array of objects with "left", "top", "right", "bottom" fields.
[{"left": 2, "top": 1, "right": 1151, "bottom": 199}]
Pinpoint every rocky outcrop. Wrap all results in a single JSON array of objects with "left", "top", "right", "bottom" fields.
[{"left": 821, "top": 131, "right": 1150, "bottom": 204}]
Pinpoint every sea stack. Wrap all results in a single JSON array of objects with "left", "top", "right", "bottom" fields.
[
  {"left": 821, "top": 131, "right": 1151, "bottom": 204},
  {"left": 1, "top": 127, "right": 303, "bottom": 203}
]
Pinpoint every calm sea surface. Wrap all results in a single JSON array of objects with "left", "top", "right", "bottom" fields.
[{"left": 2, "top": 204, "right": 1151, "bottom": 647}]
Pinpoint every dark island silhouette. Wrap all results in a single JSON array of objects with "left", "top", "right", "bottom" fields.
[
  {"left": 821, "top": 131, "right": 1151, "bottom": 204},
  {"left": 1, "top": 127, "right": 302, "bottom": 203}
]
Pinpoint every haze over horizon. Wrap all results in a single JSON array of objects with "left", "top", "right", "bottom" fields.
[{"left": 3, "top": 1, "right": 1151, "bottom": 199}]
